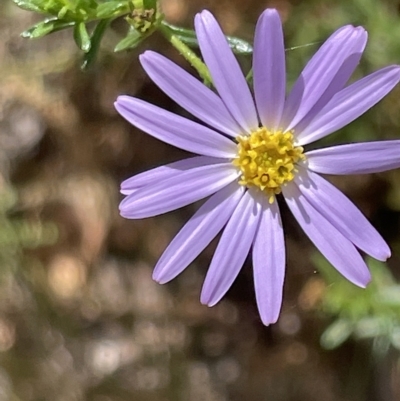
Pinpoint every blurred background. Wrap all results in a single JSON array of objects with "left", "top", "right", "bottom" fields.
[{"left": 1, "top": 0, "right": 400, "bottom": 400}]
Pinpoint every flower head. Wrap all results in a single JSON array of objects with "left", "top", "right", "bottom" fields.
[{"left": 115, "top": 9, "right": 400, "bottom": 325}]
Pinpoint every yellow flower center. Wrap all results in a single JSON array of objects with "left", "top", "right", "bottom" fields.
[{"left": 233, "top": 127, "right": 305, "bottom": 203}]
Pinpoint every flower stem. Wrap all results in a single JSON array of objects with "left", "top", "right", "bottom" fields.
[{"left": 159, "top": 24, "right": 212, "bottom": 86}]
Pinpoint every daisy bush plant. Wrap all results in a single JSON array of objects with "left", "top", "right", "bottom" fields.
[{"left": 115, "top": 9, "right": 400, "bottom": 325}]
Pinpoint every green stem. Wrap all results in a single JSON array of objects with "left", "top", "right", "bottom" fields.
[{"left": 159, "top": 24, "right": 212, "bottom": 86}]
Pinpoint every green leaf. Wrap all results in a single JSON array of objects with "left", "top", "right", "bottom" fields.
[
  {"left": 58, "top": 5, "right": 69, "bottom": 19},
  {"left": 82, "top": 19, "right": 110, "bottom": 70},
  {"left": 320, "top": 319, "right": 353, "bottom": 349},
  {"left": 96, "top": 1, "right": 129, "bottom": 18},
  {"left": 12, "top": 0, "right": 43, "bottom": 13},
  {"left": 21, "top": 18, "right": 76, "bottom": 39},
  {"left": 355, "top": 317, "right": 387, "bottom": 339},
  {"left": 143, "top": 0, "right": 157, "bottom": 9},
  {"left": 74, "top": 22, "right": 91, "bottom": 52},
  {"left": 161, "top": 22, "right": 197, "bottom": 47},
  {"left": 161, "top": 21, "right": 253, "bottom": 55},
  {"left": 227, "top": 35, "right": 253, "bottom": 55},
  {"left": 114, "top": 29, "right": 143, "bottom": 52}
]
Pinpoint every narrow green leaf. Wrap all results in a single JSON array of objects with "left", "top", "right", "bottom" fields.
[
  {"left": 320, "top": 319, "right": 353, "bottom": 349},
  {"left": 114, "top": 29, "right": 143, "bottom": 52},
  {"left": 21, "top": 19, "right": 76, "bottom": 39},
  {"left": 96, "top": 1, "right": 129, "bottom": 18},
  {"left": 82, "top": 19, "right": 111, "bottom": 70},
  {"left": 12, "top": 0, "right": 43, "bottom": 13},
  {"left": 74, "top": 22, "right": 91, "bottom": 52},
  {"left": 58, "top": 5, "right": 69, "bottom": 19},
  {"left": 161, "top": 21, "right": 253, "bottom": 55},
  {"left": 355, "top": 317, "right": 386, "bottom": 339},
  {"left": 227, "top": 35, "right": 253, "bottom": 55},
  {"left": 161, "top": 22, "right": 197, "bottom": 46}
]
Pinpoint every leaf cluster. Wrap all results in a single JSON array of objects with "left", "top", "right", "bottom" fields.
[
  {"left": 313, "top": 253, "right": 400, "bottom": 355},
  {"left": 13, "top": 0, "right": 254, "bottom": 69}
]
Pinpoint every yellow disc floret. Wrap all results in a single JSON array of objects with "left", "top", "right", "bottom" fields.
[{"left": 233, "top": 127, "right": 305, "bottom": 203}]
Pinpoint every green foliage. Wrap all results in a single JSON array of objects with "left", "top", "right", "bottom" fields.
[
  {"left": 114, "top": 27, "right": 143, "bottom": 52},
  {"left": 81, "top": 18, "right": 110, "bottom": 69},
  {"left": 13, "top": 0, "right": 254, "bottom": 70},
  {"left": 313, "top": 253, "right": 400, "bottom": 354},
  {"left": 73, "top": 21, "right": 91, "bottom": 52},
  {"left": 14, "top": 0, "right": 98, "bottom": 20},
  {"left": 126, "top": 7, "right": 157, "bottom": 33},
  {"left": 17, "top": 0, "right": 130, "bottom": 33},
  {"left": 21, "top": 18, "right": 75, "bottom": 38},
  {"left": 96, "top": 1, "right": 129, "bottom": 19},
  {"left": 115, "top": 7, "right": 163, "bottom": 51},
  {"left": 161, "top": 21, "right": 253, "bottom": 55},
  {"left": 142, "top": 0, "right": 157, "bottom": 8},
  {"left": 14, "top": 0, "right": 165, "bottom": 67},
  {"left": 12, "top": 0, "right": 43, "bottom": 12}
]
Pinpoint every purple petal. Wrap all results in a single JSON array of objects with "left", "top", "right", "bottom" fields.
[
  {"left": 115, "top": 96, "right": 237, "bottom": 158},
  {"left": 120, "top": 162, "right": 239, "bottom": 219},
  {"left": 293, "top": 27, "right": 367, "bottom": 133},
  {"left": 201, "top": 190, "right": 261, "bottom": 306},
  {"left": 295, "top": 168, "right": 390, "bottom": 261},
  {"left": 253, "top": 9, "right": 285, "bottom": 130},
  {"left": 297, "top": 66, "right": 400, "bottom": 145},
  {"left": 140, "top": 51, "right": 242, "bottom": 137},
  {"left": 306, "top": 140, "right": 400, "bottom": 175},
  {"left": 153, "top": 183, "right": 244, "bottom": 283},
  {"left": 252, "top": 194, "right": 285, "bottom": 325},
  {"left": 194, "top": 10, "right": 258, "bottom": 132},
  {"left": 121, "top": 156, "right": 224, "bottom": 195},
  {"left": 282, "top": 26, "right": 368, "bottom": 131},
  {"left": 283, "top": 183, "right": 371, "bottom": 287}
]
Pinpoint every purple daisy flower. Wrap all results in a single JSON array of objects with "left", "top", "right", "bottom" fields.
[{"left": 115, "top": 9, "right": 400, "bottom": 325}]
